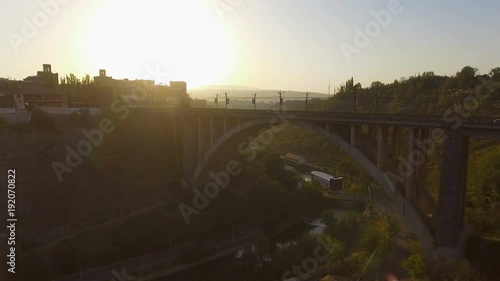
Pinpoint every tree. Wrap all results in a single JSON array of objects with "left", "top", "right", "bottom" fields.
[
  {"left": 457, "top": 66, "right": 479, "bottom": 89},
  {"left": 403, "top": 241, "right": 425, "bottom": 280},
  {"left": 490, "top": 67, "right": 500, "bottom": 82},
  {"left": 82, "top": 74, "right": 92, "bottom": 85},
  {"left": 370, "top": 81, "right": 384, "bottom": 89}
]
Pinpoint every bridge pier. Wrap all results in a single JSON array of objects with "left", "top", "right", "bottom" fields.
[
  {"left": 210, "top": 116, "right": 224, "bottom": 146},
  {"left": 198, "top": 117, "right": 211, "bottom": 163},
  {"left": 377, "top": 126, "right": 388, "bottom": 169},
  {"left": 435, "top": 130, "right": 469, "bottom": 251},
  {"left": 182, "top": 116, "right": 199, "bottom": 186},
  {"left": 350, "top": 125, "right": 361, "bottom": 148},
  {"left": 405, "top": 128, "right": 418, "bottom": 204},
  {"left": 392, "top": 127, "right": 402, "bottom": 162}
]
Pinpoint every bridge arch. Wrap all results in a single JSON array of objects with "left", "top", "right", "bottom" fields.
[{"left": 187, "top": 117, "right": 435, "bottom": 250}]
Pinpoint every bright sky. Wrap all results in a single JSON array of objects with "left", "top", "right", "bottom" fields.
[{"left": 1, "top": 0, "right": 500, "bottom": 93}]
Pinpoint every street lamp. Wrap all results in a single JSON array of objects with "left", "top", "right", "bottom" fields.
[
  {"left": 166, "top": 237, "right": 172, "bottom": 259},
  {"left": 278, "top": 91, "right": 285, "bottom": 112},
  {"left": 304, "top": 92, "right": 310, "bottom": 111},
  {"left": 77, "top": 261, "right": 83, "bottom": 281},
  {"left": 224, "top": 92, "right": 230, "bottom": 110}
]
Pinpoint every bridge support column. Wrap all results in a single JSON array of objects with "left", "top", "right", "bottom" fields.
[
  {"left": 405, "top": 128, "right": 418, "bottom": 204},
  {"left": 392, "top": 127, "right": 402, "bottom": 161},
  {"left": 377, "top": 126, "right": 388, "bottom": 169},
  {"left": 435, "top": 130, "right": 469, "bottom": 251},
  {"left": 350, "top": 125, "right": 361, "bottom": 148},
  {"left": 198, "top": 117, "right": 211, "bottom": 163},
  {"left": 223, "top": 117, "right": 228, "bottom": 134},
  {"left": 182, "top": 117, "right": 199, "bottom": 187},
  {"left": 416, "top": 129, "right": 430, "bottom": 196},
  {"left": 210, "top": 116, "right": 224, "bottom": 146}
]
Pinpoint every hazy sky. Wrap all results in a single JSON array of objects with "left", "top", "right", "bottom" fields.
[{"left": 1, "top": 0, "right": 500, "bottom": 93}]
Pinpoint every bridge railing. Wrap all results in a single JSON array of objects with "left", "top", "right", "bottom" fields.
[{"left": 139, "top": 107, "right": 500, "bottom": 127}]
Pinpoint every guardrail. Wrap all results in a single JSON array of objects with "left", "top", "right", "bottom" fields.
[{"left": 135, "top": 107, "right": 500, "bottom": 128}]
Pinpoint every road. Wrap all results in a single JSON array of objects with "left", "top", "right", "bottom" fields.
[{"left": 51, "top": 229, "right": 256, "bottom": 281}]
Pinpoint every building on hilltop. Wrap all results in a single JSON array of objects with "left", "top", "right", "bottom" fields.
[
  {"left": 93, "top": 69, "right": 114, "bottom": 84},
  {"left": 16, "top": 88, "right": 68, "bottom": 112},
  {"left": 170, "top": 81, "right": 187, "bottom": 96},
  {"left": 23, "top": 64, "right": 59, "bottom": 88}
]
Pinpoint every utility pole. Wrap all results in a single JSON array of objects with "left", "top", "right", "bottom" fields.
[
  {"left": 224, "top": 92, "right": 229, "bottom": 110},
  {"left": 304, "top": 92, "right": 310, "bottom": 111},
  {"left": 328, "top": 78, "right": 331, "bottom": 96},
  {"left": 167, "top": 237, "right": 172, "bottom": 259},
  {"left": 375, "top": 91, "right": 379, "bottom": 113},
  {"left": 77, "top": 261, "right": 83, "bottom": 281},
  {"left": 278, "top": 91, "right": 285, "bottom": 112},
  {"left": 215, "top": 94, "right": 219, "bottom": 109},
  {"left": 252, "top": 93, "right": 257, "bottom": 110}
]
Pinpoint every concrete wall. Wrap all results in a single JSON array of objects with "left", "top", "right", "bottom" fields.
[
  {"left": 38, "top": 107, "right": 102, "bottom": 116},
  {"left": 0, "top": 108, "right": 16, "bottom": 114},
  {"left": 0, "top": 111, "right": 31, "bottom": 124}
]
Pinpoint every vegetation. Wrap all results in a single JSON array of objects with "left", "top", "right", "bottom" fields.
[
  {"left": 313, "top": 66, "right": 500, "bottom": 117},
  {"left": 31, "top": 109, "right": 56, "bottom": 130},
  {"left": 467, "top": 146, "right": 500, "bottom": 239},
  {"left": 403, "top": 241, "right": 426, "bottom": 280}
]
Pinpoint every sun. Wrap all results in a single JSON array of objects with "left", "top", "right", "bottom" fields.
[{"left": 82, "top": 0, "right": 234, "bottom": 87}]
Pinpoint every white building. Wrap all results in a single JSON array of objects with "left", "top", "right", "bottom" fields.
[{"left": 311, "top": 171, "right": 344, "bottom": 193}]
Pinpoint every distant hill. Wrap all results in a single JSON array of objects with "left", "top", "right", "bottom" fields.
[{"left": 188, "top": 85, "right": 329, "bottom": 101}]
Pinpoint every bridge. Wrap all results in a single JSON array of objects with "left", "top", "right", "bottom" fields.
[{"left": 141, "top": 107, "right": 500, "bottom": 254}]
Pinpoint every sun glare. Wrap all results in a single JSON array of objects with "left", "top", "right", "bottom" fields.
[{"left": 83, "top": 0, "right": 234, "bottom": 87}]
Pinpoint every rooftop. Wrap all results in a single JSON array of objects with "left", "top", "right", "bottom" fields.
[{"left": 311, "top": 171, "right": 343, "bottom": 181}]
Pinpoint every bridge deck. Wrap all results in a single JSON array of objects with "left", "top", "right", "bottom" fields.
[{"left": 139, "top": 107, "right": 500, "bottom": 134}]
